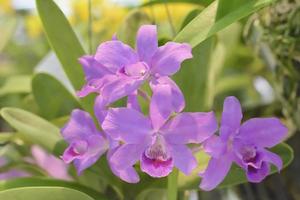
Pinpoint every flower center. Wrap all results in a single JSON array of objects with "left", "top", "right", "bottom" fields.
[
  {"left": 240, "top": 146, "right": 257, "bottom": 163},
  {"left": 145, "top": 134, "right": 170, "bottom": 162},
  {"left": 124, "top": 62, "right": 149, "bottom": 78}
]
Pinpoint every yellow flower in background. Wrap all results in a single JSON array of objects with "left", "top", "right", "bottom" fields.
[
  {"left": 25, "top": 15, "right": 43, "bottom": 38},
  {"left": 142, "top": 3, "right": 198, "bottom": 30},
  {"left": 0, "top": 0, "right": 13, "bottom": 14}
]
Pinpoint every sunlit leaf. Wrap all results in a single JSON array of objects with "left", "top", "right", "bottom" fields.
[
  {"left": 175, "top": 0, "right": 275, "bottom": 47},
  {"left": 0, "top": 187, "right": 95, "bottom": 200},
  {"left": 36, "top": 0, "right": 94, "bottom": 113},
  {"left": 0, "top": 178, "right": 107, "bottom": 200},
  {"left": 0, "top": 107, "right": 63, "bottom": 153},
  {"left": 0, "top": 75, "right": 31, "bottom": 96},
  {"left": 142, "top": 0, "right": 213, "bottom": 7}
]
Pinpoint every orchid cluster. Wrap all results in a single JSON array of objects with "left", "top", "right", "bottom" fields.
[{"left": 61, "top": 25, "right": 288, "bottom": 191}]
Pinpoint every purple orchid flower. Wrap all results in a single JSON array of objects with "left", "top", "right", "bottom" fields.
[
  {"left": 102, "top": 86, "right": 217, "bottom": 178},
  {"left": 199, "top": 96, "right": 288, "bottom": 191},
  {"left": 77, "top": 25, "right": 192, "bottom": 111},
  {"left": 61, "top": 109, "right": 140, "bottom": 183}
]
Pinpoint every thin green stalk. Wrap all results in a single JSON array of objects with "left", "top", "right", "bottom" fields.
[
  {"left": 167, "top": 168, "right": 179, "bottom": 200},
  {"left": 163, "top": 0, "right": 176, "bottom": 37},
  {"left": 88, "top": 0, "right": 93, "bottom": 53}
]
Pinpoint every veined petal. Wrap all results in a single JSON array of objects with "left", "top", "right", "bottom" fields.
[
  {"left": 162, "top": 112, "right": 217, "bottom": 144},
  {"left": 199, "top": 153, "right": 233, "bottom": 191},
  {"left": 102, "top": 108, "right": 152, "bottom": 143},
  {"left": 95, "top": 40, "right": 138, "bottom": 73},
  {"left": 61, "top": 109, "right": 98, "bottom": 141},
  {"left": 136, "top": 25, "right": 158, "bottom": 64},
  {"left": 238, "top": 118, "right": 288, "bottom": 148},
  {"left": 140, "top": 153, "right": 173, "bottom": 178},
  {"left": 109, "top": 143, "right": 147, "bottom": 170},
  {"left": 107, "top": 148, "right": 140, "bottom": 183},
  {"left": 151, "top": 42, "right": 192, "bottom": 76},
  {"left": 220, "top": 96, "right": 243, "bottom": 140},
  {"left": 170, "top": 144, "right": 197, "bottom": 175}
]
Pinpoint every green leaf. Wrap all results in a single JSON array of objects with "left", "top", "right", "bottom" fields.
[
  {"left": 0, "top": 107, "right": 62, "bottom": 153},
  {"left": 0, "top": 187, "right": 95, "bottom": 200},
  {"left": 0, "top": 178, "right": 107, "bottom": 200},
  {"left": 178, "top": 143, "right": 294, "bottom": 190},
  {"left": 142, "top": 0, "right": 213, "bottom": 7},
  {"left": 118, "top": 10, "right": 151, "bottom": 47},
  {"left": 32, "top": 73, "right": 80, "bottom": 120},
  {"left": 0, "top": 75, "right": 31, "bottom": 96},
  {"left": 180, "top": 8, "right": 202, "bottom": 31},
  {"left": 174, "top": 0, "right": 275, "bottom": 47},
  {"left": 0, "top": 133, "right": 14, "bottom": 144},
  {"left": 174, "top": 37, "right": 215, "bottom": 111},
  {"left": 215, "top": 75, "right": 252, "bottom": 95},
  {"left": 36, "top": 0, "right": 94, "bottom": 113},
  {"left": 216, "top": 0, "right": 248, "bottom": 20}
]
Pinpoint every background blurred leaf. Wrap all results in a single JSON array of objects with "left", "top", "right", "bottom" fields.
[
  {"left": 0, "top": 17, "right": 17, "bottom": 52},
  {"left": 0, "top": 75, "right": 31, "bottom": 96},
  {"left": 36, "top": 0, "right": 94, "bottom": 113},
  {"left": 0, "top": 178, "right": 107, "bottom": 200},
  {"left": 32, "top": 73, "right": 80, "bottom": 120},
  {"left": 174, "top": 0, "right": 275, "bottom": 47},
  {"left": 142, "top": 0, "right": 213, "bottom": 7},
  {"left": 0, "top": 186, "right": 95, "bottom": 200},
  {"left": 0, "top": 107, "right": 62, "bottom": 153},
  {"left": 118, "top": 10, "right": 151, "bottom": 47}
]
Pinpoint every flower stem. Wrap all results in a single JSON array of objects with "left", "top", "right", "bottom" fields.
[
  {"left": 163, "top": 0, "right": 176, "bottom": 37},
  {"left": 88, "top": 0, "right": 93, "bottom": 54},
  {"left": 167, "top": 168, "right": 179, "bottom": 200}
]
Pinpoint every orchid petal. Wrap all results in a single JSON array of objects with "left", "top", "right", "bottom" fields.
[
  {"left": 262, "top": 149, "right": 283, "bottom": 171},
  {"left": 246, "top": 162, "right": 270, "bottom": 183},
  {"left": 95, "top": 40, "right": 138, "bottom": 73},
  {"left": 136, "top": 25, "right": 158, "bottom": 64},
  {"left": 150, "top": 82, "right": 173, "bottom": 130},
  {"left": 170, "top": 144, "right": 197, "bottom": 175},
  {"left": 199, "top": 153, "right": 233, "bottom": 191},
  {"left": 220, "top": 96, "right": 243, "bottom": 140},
  {"left": 109, "top": 143, "right": 147, "bottom": 170},
  {"left": 239, "top": 118, "right": 288, "bottom": 148},
  {"left": 61, "top": 109, "right": 98, "bottom": 141},
  {"left": 102, "top": 108, "right": 152, "bottom": 143},
  {"left": 127, "top": 91, "right": 141, "bottom": 112},
  {"left": 163, "top": 112, "right": 217, "bottom": 144},
  {"left": 151, "top": 42, "right": 192, "bottom": 76},
  {"left": 107, "top": 148, "right": 140, "bottom": 183}
]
